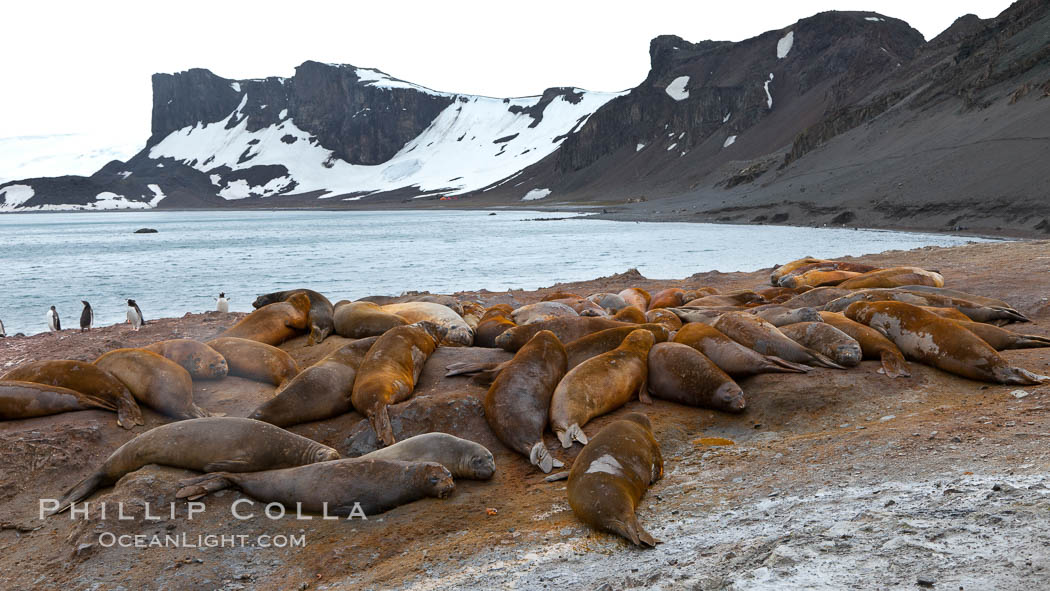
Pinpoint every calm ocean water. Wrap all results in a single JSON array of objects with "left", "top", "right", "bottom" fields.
[{"left": 0, "top": 210, "right": 992, "bottom": 336}]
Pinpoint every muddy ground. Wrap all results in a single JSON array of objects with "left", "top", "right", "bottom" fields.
[{"left": 1, "top": 240, "right": 1049, "bottom": 590}]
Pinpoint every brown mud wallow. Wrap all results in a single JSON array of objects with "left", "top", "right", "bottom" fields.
[{"left": 1, "top": 240, "right": 1049, "bottom": 589}]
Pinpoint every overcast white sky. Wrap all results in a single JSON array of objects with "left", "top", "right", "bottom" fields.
[{"left": 0, "top": 0, "right": 1013, "bottom": 172}]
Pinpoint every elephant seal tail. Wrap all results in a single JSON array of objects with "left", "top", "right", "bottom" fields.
[
  {"left": 879, "top": 351, "right": 911, "bottom": 378},
  {"left": 617, "top": 516, "right": 659, "bottom": 547},
  {"left": 50, "top": 471, "right": 106, "bottom": 515},
  {"left": 176, "top": 473, "right": 235, "bottom": 501},
  {"left": 556, "top": 424, "right": 588, "bottom": 449},
  {"left": 371, "top": 406, "right": 397, "bottom": 448},
  {"left": 115, "top": 395, "right": 145, "bottom": 430},
  {"left": 767, "top": 356, "right": 811, "bottom": 373}
]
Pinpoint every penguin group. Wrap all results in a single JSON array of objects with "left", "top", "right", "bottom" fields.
[{"left": 32, "top": 293, "right": 232, "bottom": 334}]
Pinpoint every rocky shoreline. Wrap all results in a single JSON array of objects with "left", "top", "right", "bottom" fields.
[{"left": 1, "top": 239, "right": 1048, "bottom": 590}]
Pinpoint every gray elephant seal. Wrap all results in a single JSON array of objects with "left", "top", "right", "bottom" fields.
[
  {"left": 94, "top": 348, "right": 208, "bottom": 419},
  {"left": 176, "top": 459, "right": 455, "bottom": 515},
  {"left": 248, "top": 336, "right": 379, "bottom": 427},
  {"left": 359, "top": 433, "right": 495, "bottom": 480},
  {"left": 49, "top": 417, "right": 340, "bottom": 514}
]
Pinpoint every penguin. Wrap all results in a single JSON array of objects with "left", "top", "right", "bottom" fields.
[
  {"left": 216, "top": 292, "right": 230, "bottom": 314},
  {"left": 80, "top": 301, "right": 94, "bottom": 332},
  {"left": 0, "top": 317, "right": 5, "bottom": 338},
  {"left": 126, "top": 299, "right": 144, "bottom": 331},
  {"left": 47, "top": 306, "right": 61, "bottom": 331}
]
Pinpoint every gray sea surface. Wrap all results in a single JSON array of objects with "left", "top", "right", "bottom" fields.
[{"left": 0, "top": 210, "right": 993, "bottom": 335}]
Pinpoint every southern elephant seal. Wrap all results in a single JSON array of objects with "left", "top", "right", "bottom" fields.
[
  {"left": 253, "top": 289, "right": 335, "bottom": 345},
  {"left": 176, "top": 459, "right": 454, "bottom": 515},
  {"left": 481, "top": 330, "right": 566, "bottom": 473},
  {"left": 512, "top": 301, "right": 579, "bottom": 325},
  {"left": 846, "top": 301, "right": 1049, "bottom": 385},
  {"left": 142, "top": 339, "right": 228, "bottom": 380},
  {"left": 836, "top": 267, "right": 945, "bottom": 290},
  {"left": 351, "top": 322, "right": 447, "bottom": 447},
  {"left": 565, "top": 324, "right": 671, "bottom": 369},
  {"left": 550, "top": 329, "right": 655, "bottom": 448},
  {"left": 360, "top": 432, "right": 495, "bottom": 480},
  {"left": 49, "top": 417, "right": 339, "bottom": 513},
  {"left": 94, "top": 349, "right": 207, "bottom": 419},
  {"left": 713, "top": 313, "right": 846, "bottom": 369},
  {"left": 646, "top": 342, "right": 745, "bottom": 412},
  {"left": 778, "top": 322, "right": 863, "bottom": 367},
  {"left": 382, "top": 302, "right": 473, "bottom": 346},
  {"left": 618, "top": 288, "right": 651, "bottom": 311},
  {"left": 567, "top": 413, "right": 663, "bottom": 547},
  {"left": 645, "top": 308, "right": 683, "bottom": 330},
  {"left": 817, "top": 312, "right": 910, "bottom": 378},
  {"left": 333, "top": 301, "right": 407, "bottom": 338},
  {"left": 495, "top": 317, "right": 631, "bottom": 352},
  {"left": 672, "top": 323, "right": 810, "bottom": 376},
  {"left": 221, "top": 292, "right": 311, "bottom": 346},
  {"left": 0, "top": 380, "right": 118, "bottom": 421},
  {"left": 247, "top": 336, "right": 379, "bottom": 427},
  {"left": 206, "top": 337, "right": 299, "bottom": 386},
  {"left": 3, "top": 360, "right": 143, "bottom": 428}
]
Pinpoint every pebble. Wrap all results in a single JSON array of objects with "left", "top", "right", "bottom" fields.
[
  {"left": 1011, "top": 389, "right": 1030, "bottom": 399},
  {"left": 917, "top": 574, "right": 936, "bottom": 587}
]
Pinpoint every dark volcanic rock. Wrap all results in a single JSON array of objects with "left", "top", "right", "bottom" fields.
[{"left": 133, "top": 228, "right": 158, "bottom": 233}]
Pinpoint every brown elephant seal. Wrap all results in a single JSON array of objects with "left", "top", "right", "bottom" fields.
[
  {"left": 221, "top": 292, "right": 311, "bottom": 346},
  {"left": 645, "top": 308, "right": 683, "bottom": 330},
  {"left": 94, "top": 349, "right": 207, "bottom": 419},
  {"left": 49, "top": 417, "right": 340, "bottom": 513},
  {"left": 955, "top": 320, "right": 1050, "bottom": 351},
  {"left": 672, "top": 323, "right": 810, "bottom": 376},
  {"left": 0, "top": 380, "right": 117, "bottom": 421},
  {"left": 142, "top": 339, "right": 228, "bottom": 380},
  {"left": 351, "top": 321, "right": 447, "bottom": 447},
  {"left": 769, "top": 256, "right": 826, "bottom": 285},
  {"left": 845, "top": 301, "right": 1048, "bottom": 385},
  {"left": 206, "top": 337, "right": 299, "bottom": 386},
  {"left": 459, "top": 301, "right": 486, "bottom": 330},
  {"left": 475, "top": 315, "right": 517, "bottom": 348},
  {"left": 541, "top": 291, "right": 582, "bottom": 302},
  {"left": 382, "top": 302, "right": 473, "bottom": 346},
  {"left": 779, "top": 269, "right": 862, "bottom": 289},
  {"left": 713, "top": 313, "right": 846, "bottom": 369},
  {"left": 495, "top": 317, "right": 630, "bottom": 352},
  {"left": 685, "top": 291, "right": 766, "bottom": 308},
  {"left": 588, "top": 293, "right": 630, "bottom": 313},
  {"left": 817, "top": 312, "right": 910, "bottom": 378},
  {"left": 751, "top": 306, "right": 822, "bottom": 327},
  {"left": 612, "top": 306, "right": 647, "bottom": 323},
  {"left": 512, "top": 301, "right": 579, "bottom": 325},
  {"left": 565, "top": 324, "right": 671, "bottom": 369},
  {"left": 567, "top": 413, "right": 662, "bottom": 547},
  {"left": 3, "top": 360, "right": 143, "bottom": 428},
  {"left": 333, "top": 301, "right": 407, "bottom": 338},
  {"left": 550, "top": 330, "right": 654, "bottom": 447},
  {"left": 481, "top": 330, "right": 566, "bottom": 472},
  {"left": 825, "top": 289, "right": 1028, "bottom": 324},
  {"left": 253, "top": 289, "right": 335, "bottom": 345},
  {"left": 247, "top": 337, "right": 379, "bottom": 427},
  {"left": 647, "top": 343, "right": 745, "bottom": 412},
  {"left": 648, "top": 288, "right": 687, "bottom": 310},
  {"left": 837, "top": 267, "right": 944, "bottom": 290},
  {"left": 482, "top": 304, "right": 515, "bottom": 319},
  {"left": 176, "top": 459, "right": 454, "bottom": 515},
  {"left": 360, "top": 432, "right": 495, "bottom": 480},
  {"left": 668, "top": 307, "right": 729, "bottom": 326},
  {"left": 779, "top": 322, "right": 863, "bottom": 367},
  {"left": 618, "top": 288, "right": 651, "bottom": 311}
]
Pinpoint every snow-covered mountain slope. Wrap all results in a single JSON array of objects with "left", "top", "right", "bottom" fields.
[
  {"left": 148, "top": 82, "right": 620, "bottom": 201},
  {"left": 0, "top": 62, "right": 620, "bottom": 211},
  {"left": 0, "top": 134, "right": 143, "bottom": 184}
]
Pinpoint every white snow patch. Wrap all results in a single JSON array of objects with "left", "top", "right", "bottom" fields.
[
  {"left": 353, "top": 67, "right": 450, "bottom": 97},
  {"left": 156, "top": 163, "right": 164, "bottom": 168},
  {"left": 146, "top": 184, "right": 166, "bottom": 207},
  {"left": 521, "top": 188, "right": 551, "bottom": 201},
  {"left": 764, "top": 73, "right": 774, "bottom": 109},
  {"left": 230, "top": 82, "right": 241, "bottom": 93},
  {"left": 723, "top": 112, "right": 731, "bottom": 123},
  {"left": 209, "top": 174, "right": 222, "bottom": 186},
  {"left": 279, "top": 108, "right": 288, "bottom": 120},
  {"left": 219, "top": 179, "right": 251, "bottom": 200},
  {"left": 0, "top": 184, "right": 35, "bottom": 210},
  {"left": 149, "top": 87, "right": 622, "bottom": 199},
  {"left": 865, "top": 16, "right": 885, "bottom": 22},
  {"left": 636, "top": 143, "right": 646, "bottom": 152},
  {"left": 678, "top": 132, "right": 685, "bottom": 139},
  {"left": 584, "top": 454, "right": 624, "bottom": 476},
  {"left": 665, "top": 76, "right": 690, "bottom": 101},
  {"left": 90, "top": 192, "right": 152, "bottom": 210},
  {"left": 667, "top": 143, "right": 678, "bottom": 151},
  {"left": 723, "top": 135, "right": 737, "bottom": 148},
  {"left": 118, "top": 171, "right": 132, "bottom": 179},
  {"left": 777, "top": 31, "right": 794, "bottom": 59}
]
